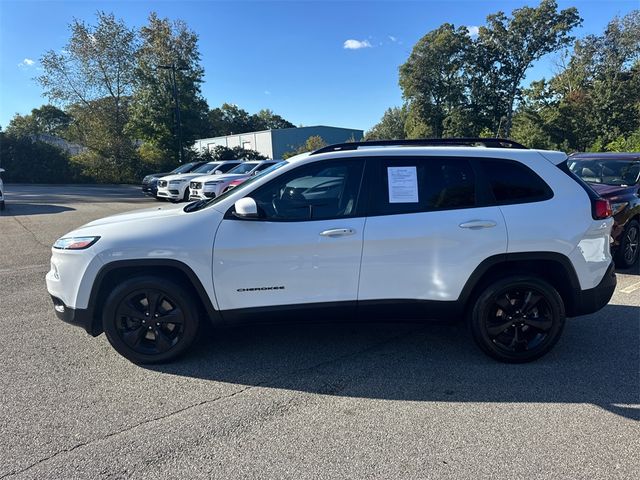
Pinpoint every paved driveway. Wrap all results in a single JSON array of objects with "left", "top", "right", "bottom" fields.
[{"left": 0, "top": 185, "right": 638, "bottom": 479}]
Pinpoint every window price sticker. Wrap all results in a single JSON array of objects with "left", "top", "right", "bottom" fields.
[{"left": 388, "top": 166, "right": 419, "bottom": 203}]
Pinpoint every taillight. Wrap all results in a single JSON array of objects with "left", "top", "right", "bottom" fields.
[{"left": 593, "top": 198, "right": 612, "bottom": 219}]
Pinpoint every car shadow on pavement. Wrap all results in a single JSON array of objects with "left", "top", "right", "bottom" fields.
[
  {"left": 0, "top": 203, "right": 75, "bottom": 216},
  {"left": 149, "top": 303, "right": 639, "bottom": 421}
]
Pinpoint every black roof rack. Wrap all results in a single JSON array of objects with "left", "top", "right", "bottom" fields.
[{"left": 310, "top": 137, "right": 528, "bottom": 155}]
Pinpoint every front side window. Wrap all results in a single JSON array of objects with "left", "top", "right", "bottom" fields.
[
  {"left": 374, "top": 157, "right": 476, "bottom": 215},
  {"left": 249, "top": 159, "right": 365, "bottom": 221},
  {"left": 479, "top": 159, "right": 553, "bottom": 204}
]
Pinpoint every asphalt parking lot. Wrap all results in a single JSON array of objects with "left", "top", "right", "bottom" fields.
[{"left": 1, "top": 184, "right": 638, "bottom": 480}]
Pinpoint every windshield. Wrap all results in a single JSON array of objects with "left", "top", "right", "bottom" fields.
[
  {"left": 569, "top": 159, "right": 640, "bottom": 186},
  {"left": 171, "top": 162, "right": 199, "bottom": 174},
  {"left": 184, "top": 161, "right": 288, "bottom": 213},
  {"left": 228, "top": 162, "right": 259, "bottom": 174},
  {"left": 192, "top": 162, "right": 221, "bottom": 174}
]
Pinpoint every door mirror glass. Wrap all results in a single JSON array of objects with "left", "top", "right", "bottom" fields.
[{"left": 233, "top": 197, "right": 259, "bottom": 219}]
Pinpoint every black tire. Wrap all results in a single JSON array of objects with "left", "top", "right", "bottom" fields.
[
  {"left": 614, "top": 219, "right": 639, "bottom": 269},
  {"left": 102, "top": 276, "right": 200, "bottom": 364},
  {"left": 182, "top": 188, "right": 190, "bottom": 202},
  {"left": 0, "top": 200, "right": 4, "bottom": 211},
  {"left": 470, "top": 276, "right": 565, "bottom": 363}
]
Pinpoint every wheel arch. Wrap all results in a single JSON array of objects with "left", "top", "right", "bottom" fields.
[
  {"left": 459, "top": 252, "right": 582, "bottom": 318},
  {"left": 86, "top": 259, "right": 221, "bottom": 336}
]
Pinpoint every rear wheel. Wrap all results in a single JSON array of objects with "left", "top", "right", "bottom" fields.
[
  {"left": 470, "top": 276, "right": 565, "bottom": 363},
  {"left": 615, "top": 219, "right": 639, "bottom": 269},
  {"left": 102, "top": 276, "right": 200, "bottom": 364}
]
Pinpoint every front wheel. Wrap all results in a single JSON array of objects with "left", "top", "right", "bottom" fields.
[
  {"left": 470, "top": 276, "right": 565, "bottom": 363},
  {"left": 102, "top": 276, "right": 200, "bottom": 364}
]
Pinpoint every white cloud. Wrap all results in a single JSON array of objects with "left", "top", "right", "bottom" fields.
[
  {"left": 467, "top": 26, "right": 480, "bottom": 38},
  {"left": 264, "top": 90, "right": 271, "bottom": 95},
  {"left": 388, "top": 35, "right": 397, "bottom": 42},
  {"left": 18, "top": 58, "right": 35, "bottom": 68},
  {"left": 343, "top": 39, "right": 372, "bottom": 50}
]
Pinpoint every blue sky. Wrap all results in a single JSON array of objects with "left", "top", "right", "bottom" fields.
[{"left": 0, "top": 0, "right": 637, "bottom": 133}]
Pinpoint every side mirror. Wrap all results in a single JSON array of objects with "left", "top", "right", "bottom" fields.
[
  {"left": 214, "top": 170, "right": 223, "bottom": 175},
  {"left": 0, "top": 168, "right": 4, "bottom": 174},
  {"left": 233, "top": 197, "right": 260, "bottom": 219}
]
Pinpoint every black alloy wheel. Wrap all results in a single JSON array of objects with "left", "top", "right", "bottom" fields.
[
  {"left": 115, "top": 289, "right": 185, "bottom": 355},
  {"left": 470, "top": 276, "right": 565, "bottom": 363},
  {"left": 103, "top": 276, "right": 199, "bottom": 364},
  {"left": 616, "top": 220, "right": 639, "bottom": 269}
]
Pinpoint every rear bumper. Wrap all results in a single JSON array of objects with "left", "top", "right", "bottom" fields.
[
  {"left": 50, "top": 295, "right": 101, "bottom": 336},
  {"left": 569, "top": 262, "right": 617, "bottom": 316}
]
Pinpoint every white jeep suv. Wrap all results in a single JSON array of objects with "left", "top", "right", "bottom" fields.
[
  {"left": 156, "top": 160, "right": 242, "bottom": 202},
  {"left": 189, "top": 160, "right": 281, "bottom": 200},
  {"left": 46, "top": 139, "right": 617, "bottom": 364}
]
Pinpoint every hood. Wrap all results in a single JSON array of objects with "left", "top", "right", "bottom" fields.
[
  {"left": 192, "top": 173, "right": 249, "bottom": 183},
  {"left": 589, "top": 182, "right": 638, "bottom": 199},
  {"left": 160, "top": 172, "right": 205, "bottom": 182},
  {"left": 79, "top": 204, "right": 185, "bottom": 229}
]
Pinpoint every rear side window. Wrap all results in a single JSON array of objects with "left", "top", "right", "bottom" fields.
[
  {"left": 479, "top": 159, "right": 553, "bottom": 205},
  {"left": 374, "top": 157, "right": 476, "bottom": 215}
]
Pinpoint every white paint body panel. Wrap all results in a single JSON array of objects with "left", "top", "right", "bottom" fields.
[
  {"left": 359, "top": 207, "right": 507, "bottom": 301},
  {"left": 213, "top": 218, "right": 366, "bottom": 310}
]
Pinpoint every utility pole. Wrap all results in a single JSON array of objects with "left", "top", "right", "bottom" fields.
[{"left": 158, "top": 64, "right": 188, "bottom": 163}]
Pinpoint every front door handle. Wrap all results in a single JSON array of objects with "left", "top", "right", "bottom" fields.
[
  {"left": 459, "top": 220, "right": 497, "bottom": 230},
  {"left": 320, "top": 228, "right": 356, "bottom": 237}
]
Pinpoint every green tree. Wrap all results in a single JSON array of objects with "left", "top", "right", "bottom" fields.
[
  {"left": 399, "top": 23, "right": 471, "bottom": 138},
  {"left": 282, "top": 135, "right": 327, "bottom": 159},
  {"left": 5, "top": 105, "right": 71, "bottom": 138},
  {"left": 38, "top": 11, "right": 137, "bottom": 170},
  {"left": 128, "top": 12, "right": 209, "bottom": 165},
  {"left": 250, "top": 109, "right": 295, "bottom": 131},
  {"left": 475, "top": 0, "right": 582, "bottom": 135},
  {"left": 365, "top": 106, "right": 407, "bottom": 140},
  {"left": 0, "top": 132, "right": 76, "bottom": 183},
  {"left": 206, "top": 103, "right": 253, "bottom": 136}
]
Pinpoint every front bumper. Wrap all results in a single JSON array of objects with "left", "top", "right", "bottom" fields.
[
  {"left": 141, "top": 184, "right": 158, "bottom": 196},
  {"left": 189, "top": 188, "right": 216, "bottom": 200},
  {"left": 50, "top": 295, "right": 101, "bottom": 336},
  {"left": 156, "top": 188, "right": 181, "bottom": 200},
  {"left": 569, "top": 262, "right": 617, "bottom": 316}
]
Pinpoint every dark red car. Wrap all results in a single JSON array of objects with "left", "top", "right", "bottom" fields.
[{"left": 569, "top": 152, "right": 640, "bottom": 269}]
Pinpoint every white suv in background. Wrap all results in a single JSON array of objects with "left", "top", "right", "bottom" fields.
[
  {"left": 189, "top": 160, "right": 281, "bottom": 200},
  {"left": 156, "top": 160, "right": 242, "bottom": 202},
  {"left": 46, "top": 138, "right": 616, "bottom": 365}
]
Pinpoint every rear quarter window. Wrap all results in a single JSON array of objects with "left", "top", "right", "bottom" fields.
[{"left": 478, "top": 159, "right": 553, "bottom": 205}]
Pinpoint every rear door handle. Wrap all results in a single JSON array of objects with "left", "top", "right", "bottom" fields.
[
  {"left": 320, "top": 228, "right": 356, "bottom": 237},
  {"left": 459, "top": 220, "right": 497, "bottom": 230}
]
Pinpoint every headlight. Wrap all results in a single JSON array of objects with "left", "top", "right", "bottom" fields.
[
  {"left": 53, "top": 236, "right": 100, "bottom": 250},
  {"left": 611, "top": 202, "right": 629, "bottom": 215},
  {"left": 205, "top": 181, "right": 222, "bottom": 186}
]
